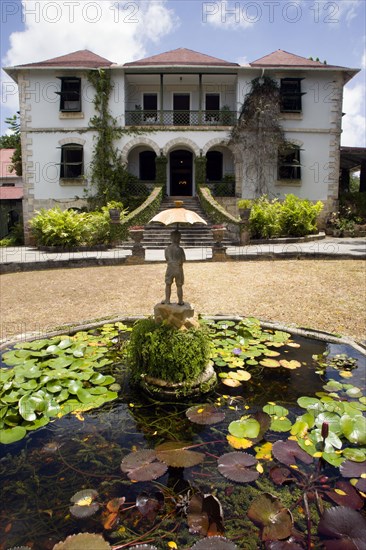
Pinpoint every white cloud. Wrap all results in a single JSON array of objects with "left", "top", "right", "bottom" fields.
[
  {"left": 341, "top": 82, "right": 366, "bottom": 146},
  {"left": 361, "top": 50, "right": 366, "bottom": 69},
  {"left": 301, "top": 0, "right": 362, "bottom": 26},
  {"left": 236, "top": 56, "right": 249, "bottom": 66},
  {"left": 3, "top": 0, "right": 178, "bottom": 67},
  {"left": 1, "top": 0, "right": 178, "bottom": 126}
]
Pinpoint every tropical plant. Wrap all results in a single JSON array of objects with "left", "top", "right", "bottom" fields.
[
  {"left": 237, "top": 199, "right": 253, "bottom": 210},
  {"left": 249, "top": 196, "right": 283, "bottom": 238},
  {"left": 29, "top": 203, "right": 127, "bottom": 247},
  {"left": 279, "top": 194, "right": 323, "bottom": 236},
  {"left": 127, "top": 318, "right": 211, "bottom": 384},
  {"left": 249, "top": 194, "right": 323, "bottom": 238}
]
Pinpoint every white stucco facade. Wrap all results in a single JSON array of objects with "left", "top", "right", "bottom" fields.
[{"left": 4, "top": 48, "right": 358, "bottom": 242}]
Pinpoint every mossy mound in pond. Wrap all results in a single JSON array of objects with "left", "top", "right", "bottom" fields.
[{"left": 128, "top": 318, "right": 211, "bottom": 384}]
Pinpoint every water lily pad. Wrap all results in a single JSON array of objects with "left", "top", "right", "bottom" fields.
[
  {"left": 227, "top": 435, "right": 254, "bottom": 450},
  {"left": 272, "top": 440, "right": 313, "bottom": 466},
  {"left": 340, "top": 414, "right": 366, "bottom": 445},
  {"left": 341, "top": 449, "right": 366, "bottom": 463},
  {"left": 53, "top": 533, "right": 111, "bottom": 549},
  {"left": 186, "top": 404, "right": 225, "bottom": 425},
  {"left": 217, "top": 451, "right": 259, "bottom": 483},
  {"left": 247, "top": 493, "right": 293, "bottom": 541},
  {"left": 121, "top": 450, "right": 168, "bottom": 481},
  {"left": 129, "top": 462, "right": 168, "bottom": 482},
  {"left": 221, "top": 378, "right": 242, "bottom": 387},
  {"left": 340, "top": 460, "right": 366, "bottom": 478},
  {"left": 190, "top": 536, "right": 238, "bottom": 549},
  {"left": 121, "top": 450, "right": 157, "bottom": 473},
  {"left": 279, "top": 360, "right": 301, "bottom": 370},
  {"left": 70, "top": 489, "right": 99, "bottom": 518},
  {"left": 270, "top": 418, "right": 293, "bottom": 433},
  {"left": 229, "top": 418, "right": 260, "bottom": 439},
  {"left": 318, "top": 506, "right": 366, "bottom": 548},
  {"left": 263, "top": 350, "right": 281, "bottom": 357},
  {"left": 156, "top": 441, "right": 205, "bottom": 468},
  {"left": 263, "top": 404, "right": 289, "bottom": 417},
  {"left": 260, "top": 358, "right": 281, "bottom": 368},
  {"left": 0, "top": 426, "right": 27, "bottom": 444},
  {"left": 325, "top": 480, "right": 364, "bottom": 510}
]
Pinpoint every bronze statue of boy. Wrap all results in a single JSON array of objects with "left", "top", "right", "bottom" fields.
[{"left": 162, "top": 229, "right": 186, "bottom": 305}]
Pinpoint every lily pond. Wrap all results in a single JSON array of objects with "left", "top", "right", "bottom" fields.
[{"left": 0, "top": 317, "right": 365, "bottom": 550}]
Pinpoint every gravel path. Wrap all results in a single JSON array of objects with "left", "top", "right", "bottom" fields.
[{"left": 1, "top": 259, "right": 365, "bottom": 342}]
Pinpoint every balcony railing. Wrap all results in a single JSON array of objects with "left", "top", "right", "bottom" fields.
[{"left": 125, "top": 110, "right": 237, "bottom": 127}]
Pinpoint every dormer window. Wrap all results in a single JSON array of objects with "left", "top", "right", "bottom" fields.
[
  {"left": 280, "top": 78, "right": 304, "bottom": 112},
  {"left": 56, "top": 77, "right": 81, "bottom": 112}
]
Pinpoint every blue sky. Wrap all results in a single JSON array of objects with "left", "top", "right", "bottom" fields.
[{"left": 1, "top": 0, "right": 365, "bottom": 144}]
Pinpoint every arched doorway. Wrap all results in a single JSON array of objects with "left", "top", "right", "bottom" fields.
[
  {"left": 169, "top": 150, "right": 193, "bottom": 196},
  {"left": 206, "top": 150, "right": 223, "bottom": 181}
]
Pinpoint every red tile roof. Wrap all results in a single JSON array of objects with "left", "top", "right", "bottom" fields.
[
  {"left": 124, "top": 48, "right": 239, "bottom": 67},
  {"left": 0, "top": 187, "right": 23, "bottom": 200},
  {"left": 250, "top": 49, "right": 344, "bottom": 69},
  {"left": 17, "top": 50, "right": 114, "bottom": 68}
]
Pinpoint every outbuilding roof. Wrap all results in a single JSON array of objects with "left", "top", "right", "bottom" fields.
[{"left": 0, "top": 187, "right": 23, "bottom": 200}]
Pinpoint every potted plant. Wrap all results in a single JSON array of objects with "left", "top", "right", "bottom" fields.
[
  {"left": 237, "top": 199, "right": 253, "bottom": 221},
  {"left": 107, "top": 200, "right": 124, "bottom": 224}
]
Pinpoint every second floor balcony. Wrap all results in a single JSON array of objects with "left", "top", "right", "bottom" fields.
[{"left": 125, "top": 109, "right": 237, "bottom": 127}]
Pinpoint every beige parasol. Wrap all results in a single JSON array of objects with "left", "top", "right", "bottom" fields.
[{"left": 148, "top": 201, "right": 207, "bottom": 227}]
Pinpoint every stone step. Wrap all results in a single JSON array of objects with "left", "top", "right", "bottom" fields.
[{"left": 123, "top": 195, "right": 233, "bottom": 249}]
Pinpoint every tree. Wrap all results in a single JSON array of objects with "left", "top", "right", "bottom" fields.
[
  {"left": 1, "top": 113, "right": 22, "bottom": 176},
  {"left": 229, "top": 76, "right": 287, "bottom": 196},
  {"left": 0, "top": 134, "right": 19, "bottom": 149}
]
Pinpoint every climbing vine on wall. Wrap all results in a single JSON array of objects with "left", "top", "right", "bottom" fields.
[
  {"left": 195, "top": 156, "right": 207, "bottom": 185},
  {"left": 87, "top": 69, "right": 123, "bottom": 206},
  {"left": 87, "top": 70, "right": 156, "bottom": 208},
  {"left": 229, "top": 76, "right": 288, "bottom": 197}
]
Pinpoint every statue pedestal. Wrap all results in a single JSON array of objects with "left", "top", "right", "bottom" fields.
[
  {"left": 212, "top": 245, "right": 230, "bottom": 262},
  {"left": 154, "top": 302, "right": 199, "bottom": 330},
  {"left": 126, "top": 245, "right": 145, "bottom": 265}
]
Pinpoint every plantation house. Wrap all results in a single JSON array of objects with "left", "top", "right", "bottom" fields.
[{"left": 4, "top": 47, "right": 359, "bottom": 243}]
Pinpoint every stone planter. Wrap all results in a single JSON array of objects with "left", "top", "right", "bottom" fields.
[
  {"left": 212, "top": 227, "right": 226, "bottom": 245},
  {"left": 109, "top": 208, "right": 121, "bottom": 223},
  {"left": 140, "top": 362, "right": 217, "bottom": 401},
  {"left": 129, "top": 229, "right": 144, "bottom": 243}
]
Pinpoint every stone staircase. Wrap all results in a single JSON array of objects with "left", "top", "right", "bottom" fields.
[{"left": 136, "top": 196, "right": 232, "bottom": 249}]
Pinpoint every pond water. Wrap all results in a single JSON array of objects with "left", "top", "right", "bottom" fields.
[{"left": 0, "top": 321, "right": 365, "bottom": 550}]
